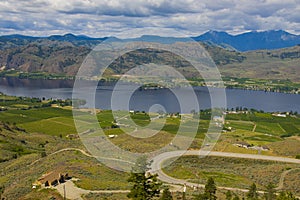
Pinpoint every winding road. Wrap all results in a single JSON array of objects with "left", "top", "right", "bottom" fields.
[
  {"left": 150, "top": 150, "right": 300, "bottom": 193},
  {"left": 32, "top": 148, "right": 300, "bottom": 199}
]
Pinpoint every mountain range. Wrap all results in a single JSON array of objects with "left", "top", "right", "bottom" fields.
[
  {"left": 1, "top": 30, "right": 300, "bottom": 51},
  {"left": 0, "top": 30, "right": 300, "bottom": 81}
]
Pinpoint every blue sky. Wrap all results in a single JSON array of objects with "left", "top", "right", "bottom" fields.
[{"left": 1, "top": 0, "right": 300, "bottom": 37}]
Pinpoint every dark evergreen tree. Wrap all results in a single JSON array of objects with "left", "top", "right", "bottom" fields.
[
  {"left": 247, "top": 183, "right": 258, "bottom": 200},
  {"left": 127, "top": 156, "right": 161, "bottom": 200},
  {"left": 264, "top": 183, "right": 276, "bottom": 200},
  {"left": 160, "top": 187, "right": 173, "bottom": 200},
  {"left": 277, "top": 191, "right": 299, "bottom": 200},
  {"left": 204, "top": 177, "right": 217, "bottom": 200},
  {"left": 41, "top": 150, "right": 47, "bottom": 157},
  {"left": 194, "top": 177, "right": 217, "bottom": 200},
  {"left": 233, "top": 195, "right": 240, "bottom": 200},
  {"left": 0, "top": 185, "right": 4, "bottom": 199},
  {"left": 226, "top": 191, "right": 233, "bottom": 200}
]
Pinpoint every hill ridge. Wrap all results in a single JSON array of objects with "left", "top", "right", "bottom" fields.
[{"left": 2, "top": 30, "right": 300, "bottom": 51}]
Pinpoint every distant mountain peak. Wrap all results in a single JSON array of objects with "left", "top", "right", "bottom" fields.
[
  {"left": 63, "top": 33, "right": 77, "bottom": 37},
  {"left": 202, "top": 30, "right": 231, "bottom": 36},
  {"left": 208, "top": 30, "right": 230, "bottom": 34},
  {"left": 193, "top": 30, "right": 300, "bottom": 51}
]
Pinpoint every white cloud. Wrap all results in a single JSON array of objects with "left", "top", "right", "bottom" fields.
[{"left": 0, "top": 0, "right": 300, "bottom": 37}]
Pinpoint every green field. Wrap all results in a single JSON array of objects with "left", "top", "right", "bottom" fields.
[
  {"left": 225, "top": 112, "right": 300, "bottom": 138},
  {"left": 163, "top": 156, "right": 300, "bottom": 191},
  {"left": 1, "top": 96, "right": 300, "bottom": 199},
  {"left": 227, "top": 120, "right": 254, "bottom": 131},
  {"left": 0, "top": 102, "right": 299, "bottom": 156}
]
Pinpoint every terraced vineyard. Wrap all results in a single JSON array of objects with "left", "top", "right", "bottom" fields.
[{"left": 0, "top": 94, "right": 300, "bottom": 199}]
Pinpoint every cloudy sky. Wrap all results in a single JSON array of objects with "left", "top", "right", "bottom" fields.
[{"left": 1, "top": 0, "right": 300, "bottom": 37}]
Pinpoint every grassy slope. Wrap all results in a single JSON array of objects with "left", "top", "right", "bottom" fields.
[
  {"left": 220, "top": 46, "right": 300, "bottom": 82},
  {"left": 0, "top": 108, "right": 130, "bottom": 199},
  {"left": 1, "top": 102, "right": 300, "bottom": 198},
  {"left": 163, "top": 156, "right": 300, "bottom": 193},
  {"left": 2, "top": 39, "right": 300, "bottom": 83}
]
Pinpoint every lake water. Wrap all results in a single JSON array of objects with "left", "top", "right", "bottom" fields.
[{"left": 0, "top": 77, "right": 299, "bottom": 113}]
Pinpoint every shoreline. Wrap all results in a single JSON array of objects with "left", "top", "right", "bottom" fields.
[{"left": 0, "top": 76, "right": 299, "bottom": 95}]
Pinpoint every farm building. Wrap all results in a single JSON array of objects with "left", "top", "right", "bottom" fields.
[
  {"left": 36, "top": 171, "right": 70, "bottom": 187},
  {"left": 234, "top": 141, "right": 251, "bottom": 148}
]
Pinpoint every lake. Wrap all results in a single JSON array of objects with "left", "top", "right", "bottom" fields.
[{"left": 0, "top": 77, "right": 299, "bottom": 113}]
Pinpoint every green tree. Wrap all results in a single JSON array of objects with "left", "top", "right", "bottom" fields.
[
  {"left": 0, "top": 185, "right": 4, "bottom": 199},
  {"left": 264, "top": 183, "right": 276, "bottom": 200},
  {"left": 226, "top": 191, "right": 233, "bottom": 200},
  {"left": 127, "top": 156, "right": 161, "bottom": 200},
  {"left": 233, "top": 195, "right": 240, "bottom": 200},
  {"left": 204, "top": 177, "right": 217, "bottom": 200},
  {"left": 194, "top": 177, "right": 217, "bottom": 200},
  {"left": 247, "top": 183, "right": 258, "bottom": 200},
  {"left": 277, "top": 191, "right": 299, "bottom": 200},
  {"left": 41, "top": 150, "right": 47, "bottom": 157},
  {"left": 160, "top": 187, "right": 173, "bottom": 200}
]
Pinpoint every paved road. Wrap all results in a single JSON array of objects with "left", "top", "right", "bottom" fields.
[
  {"left": 150, "top": 150, "right": 300, "bottom": 193},
  {"left": 31, "top": 148, "right": 300, "bottom": 197},
  {"left": 56, "top": 180, "right": 129, "bottom": 200}
]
